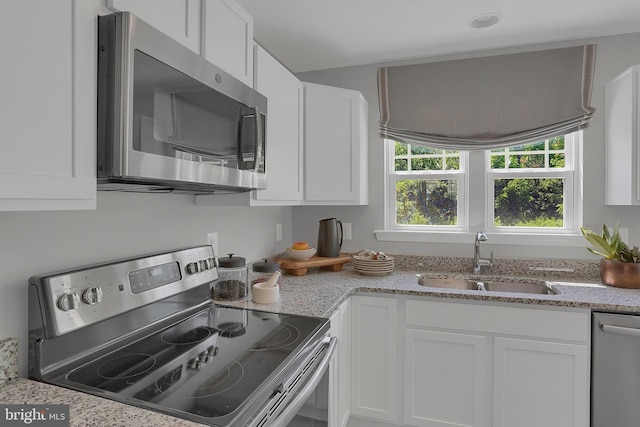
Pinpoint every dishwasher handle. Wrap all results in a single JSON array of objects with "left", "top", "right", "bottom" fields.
[
  {"left": 600, "top": 323, "right": 640, "bottom": 338},
  {"left": 269, "top": 336, "right": 337, "bottom": 427}
]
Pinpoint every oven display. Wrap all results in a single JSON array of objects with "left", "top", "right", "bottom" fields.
[{"left": 128, "top": 262, "right": 182, "bottom": 294}]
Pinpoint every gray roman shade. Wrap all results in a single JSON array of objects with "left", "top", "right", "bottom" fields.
[{"left": 378, "top": 45, "right": 596, "bottom": 150}]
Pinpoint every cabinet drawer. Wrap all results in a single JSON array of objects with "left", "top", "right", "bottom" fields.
[{"left": 405, "top": 299, "right": 589, "bottom": 342}]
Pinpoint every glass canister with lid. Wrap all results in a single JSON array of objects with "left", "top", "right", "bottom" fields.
[
  {"left": 250, "top": 259, "right": 283, "bottom": 288},
  {"left": 213, "top": 253, "right": 248, "bottom": 301}
]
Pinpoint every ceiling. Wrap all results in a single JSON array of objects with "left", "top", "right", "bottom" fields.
[{"left": 236, "top": 0, "right": 640, "bottom": 73}]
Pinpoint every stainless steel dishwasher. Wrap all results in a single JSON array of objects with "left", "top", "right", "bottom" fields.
[{"left": 592, "top": 312, "right": 640, "bottom": 427}]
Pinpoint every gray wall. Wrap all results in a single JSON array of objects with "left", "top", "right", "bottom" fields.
[
  {"left": 294, "top": 32, "right": 640, "bottom": 260},
  {"left": 1, "top": 192, "right": 293, "bottom": 376}
]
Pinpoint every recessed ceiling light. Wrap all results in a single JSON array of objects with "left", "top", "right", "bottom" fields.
[{"left": 468, "top": 13, "right": 502, "bottom": 29}]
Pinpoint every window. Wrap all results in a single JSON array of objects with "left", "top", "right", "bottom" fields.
[
  {"left": 387, "top": 142, "right": 467, "bottom": 231},
  {"left": 384, "top": 132, "right": 582, "bottom": 237}
]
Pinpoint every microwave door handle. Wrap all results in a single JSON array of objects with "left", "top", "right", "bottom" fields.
[
  {"left": 237, "top": 107, "right": 263, "bottom": 171},
  {"left": 253, "top": 106, "right": 263, "bottom": 172}
]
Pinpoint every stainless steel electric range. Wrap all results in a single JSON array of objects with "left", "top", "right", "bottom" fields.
[{"left": 28, "top": 246, "right": 335, "bottom": 426}]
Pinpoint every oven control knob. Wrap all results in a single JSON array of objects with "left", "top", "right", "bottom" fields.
[
  {"left": 200, "top": 258, "right": 212, "bottom": 270},
  {"left": 188, "top": 358, "right": 202, "bottom": 370},
  {"left": 82, "top": 287, "right": 103, "bottom": 305},
  {"left": 186, "top": 262, "right": 200, "bottom": 275},
  {"left": 57, "top": 292, "right": 80, "bottom": 312}
]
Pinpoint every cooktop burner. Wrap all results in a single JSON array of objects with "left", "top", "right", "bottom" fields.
[{"left": 63, "top": 306, "right": 324, "bottom": 420}]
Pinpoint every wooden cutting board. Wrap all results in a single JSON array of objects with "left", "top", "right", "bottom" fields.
[{"left": 277, "top": 254, "right": 351, "bottom": 276}]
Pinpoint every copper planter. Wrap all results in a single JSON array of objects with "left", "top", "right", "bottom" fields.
[{"left": 600, "top": 259, "right": 640, "bottom": 289}]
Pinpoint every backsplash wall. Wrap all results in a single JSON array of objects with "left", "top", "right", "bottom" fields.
[{"left": 0, "top": 191, "right": 293, "bottom": 377}]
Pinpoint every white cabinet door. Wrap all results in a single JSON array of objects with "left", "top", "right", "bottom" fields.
[
  {"left": 404, "top": 329, "right": 488, "bottom": 427},
  {"left": 329, "top": 299, "right": 351, "bottom": 427},
  {"left": 251, "top": 45, "right": 304, "bottom": 205},
  {"left": 0, "top": 0, "right": 96, "bottom": 211},
  {"left": 304, "top": 83, "right": 369, "bottom": 205},
  {"left": 605, "top": 65, "right": 640, "bottom": 205},
  {"left": 405, "top": 299, "right": 590, "bottom": 427},
  {"left": 337, "top": 299, "right": 351, "bottom": 427},
  {"left": 350, "top": 296, "right": 398, "bottom": 423},
  {"left": 106, "top": 0, "right": 201, "bottom": 53},
  {"left": 329, "top": 310, "right": 340, "bottom": 427},
  {"left": 201, "top": 0, "right": 253, "bottom": 86},
  {"left": 493, "top": 337, "right": 589, "bottom": 427}
]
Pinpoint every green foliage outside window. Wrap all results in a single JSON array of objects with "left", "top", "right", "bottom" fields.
[
  {"left": 493, "top": 178, "right": 564, "bottom": 227},
  {"left": 396, "top": 179, "right": 457, "bottom": 225}
]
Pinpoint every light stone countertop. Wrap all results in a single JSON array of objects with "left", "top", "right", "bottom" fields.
[
  {"left": 4, "top": 255, "right": 640, "bottom": 426},
  {"left": 220, "top": 263, "right": 640, "bottom": 317},
  {"left": 0, "top": 378, "right": 204, "bottom": 426}
]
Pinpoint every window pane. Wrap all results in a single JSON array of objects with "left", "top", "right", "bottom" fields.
[
  {"left": 393, "top": 141, "right": 459, "bottom": 172},
  {"left": 411, "top": 157, "right": 442, "bottom": 171},
  {"left": 396, "top": 179, "right": 457, "bottom": 225},
  {"left": 395, "top": 142, "right": 407, "bottom": 155},
  {"left": 411, "top": 145, "right": 440, "bottom": 155},
  {"left": 549, "top": 153, "right": 565, "bottom": 168},
  {"left": 549, "top": 136, "right": 565, "bottom": 150},
  {"left": 445, "top": 156, "right": 460, "bottom": 170},
  {"left": 510, "top": 142, "right": 545, "bottom": 151},
  {"left": 491, "top": 155, "right": 506, "bottom": 169},
  {"left": 395, "top": 158, "right": 408, "bottom": 171},
  {"left": 493, "top": 178, "right": 564, "bottom": 227},
  {"left": 508, "top": 154, "right": 544, "bottom": 168}
]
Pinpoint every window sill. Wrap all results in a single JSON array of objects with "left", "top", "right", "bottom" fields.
[{"left": 374, "top": 229, "right": 586, "bottom": 247}]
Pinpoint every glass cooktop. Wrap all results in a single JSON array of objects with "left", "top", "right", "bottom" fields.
[{"left": 64, "top": 306, "right": 325, "bottom": 421}]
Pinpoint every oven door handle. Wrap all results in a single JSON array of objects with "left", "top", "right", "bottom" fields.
[{"left": 270, "top": 335, "right": 337, "bottom": 427}]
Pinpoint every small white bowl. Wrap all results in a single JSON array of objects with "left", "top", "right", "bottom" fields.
[
  {"left": 252, "top": 282, "right": 280, "bottom": 304},
  {"left": 286, "top": 247, "right": 317, "bottom": 261}
]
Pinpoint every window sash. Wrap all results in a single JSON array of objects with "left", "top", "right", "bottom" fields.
[{"left": 386, "top": 141, "right": 467, "bottom": 231}]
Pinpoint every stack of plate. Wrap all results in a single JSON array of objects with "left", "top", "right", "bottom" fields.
[{"left": 351, "top": 252, "right": 395, "bottom": 276}]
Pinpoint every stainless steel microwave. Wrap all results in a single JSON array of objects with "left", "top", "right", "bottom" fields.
[{"left": 97, "top": 12, "right": 267, "bottom": 194}]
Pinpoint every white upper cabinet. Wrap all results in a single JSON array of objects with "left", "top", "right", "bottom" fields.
[
  {"left": 201, "top": 0, "right": 254, "bottom": 86},
  {"left": 251, "top": 45, "right": 304, "bottom": 205},
  {"left": 105, "top": 0, "right": 201, "bottom": 53},
  {"left": 0, "top": 0, "right": 96, "bottom": 211},
  {"left": 605, "top": 65, "right": 640, "bottom": 205},
  {"left": 304, "top": 83, "right": 369, "bottom": 205}
]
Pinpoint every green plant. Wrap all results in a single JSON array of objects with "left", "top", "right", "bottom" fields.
[{"left": 580, "top": 223, "right": 640, "bottom": 263}]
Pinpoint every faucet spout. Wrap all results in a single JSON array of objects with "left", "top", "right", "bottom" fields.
[{"left": 473, "top": 231, "right": 493, "bottom": 274}]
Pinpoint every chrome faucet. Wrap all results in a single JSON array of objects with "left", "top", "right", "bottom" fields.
[{"left": 473, "top": 231, "right": 494, "bottom": 274}]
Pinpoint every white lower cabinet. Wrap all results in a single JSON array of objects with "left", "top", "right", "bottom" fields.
[
  {"left": 493, "top": 337, "right": 589, "bottom": 427},
  {"left": 348, "top": 296, "right": 590, "bottom": 427},
  {"left": 404, "top": 299, "right": 590, "bottom": 427},
  {"left": 330, "top": 299, "right": 351, "bottom": 427},
  {"left": 404, "top": 329, "right": 488, "bottom": 427},
  {"left": 349, "top": 295, "right": 399, "bottom": 424}
]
